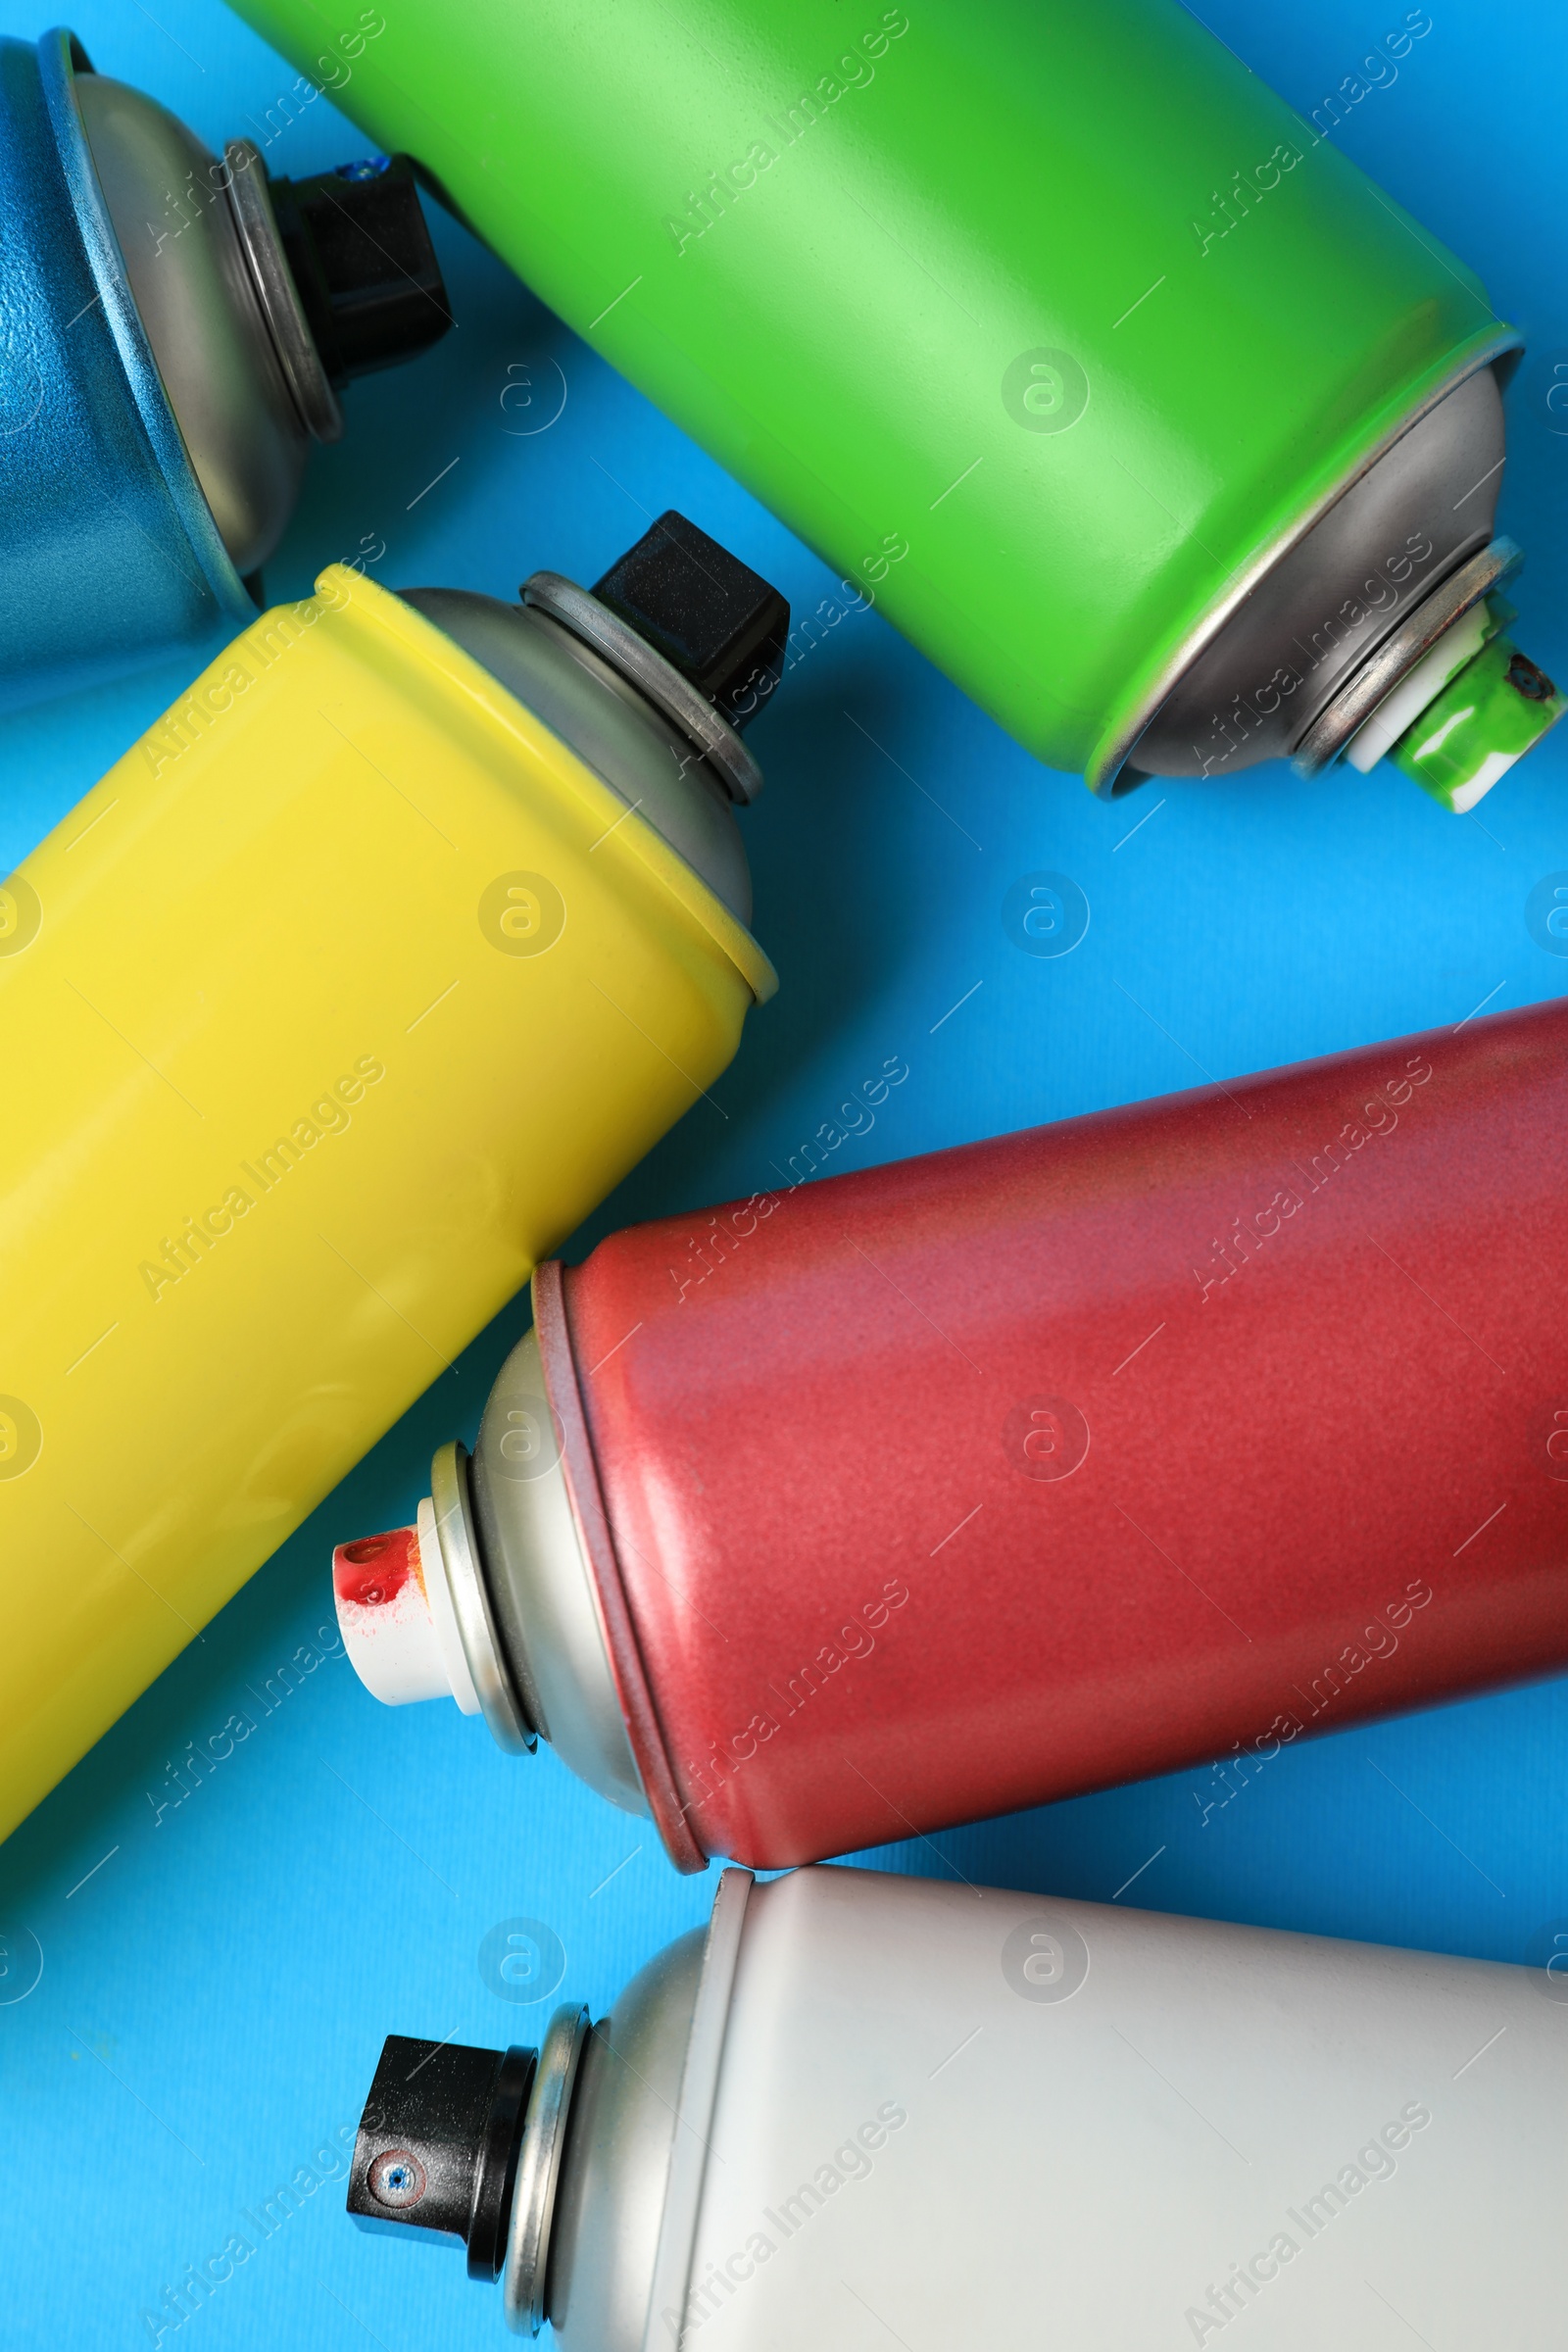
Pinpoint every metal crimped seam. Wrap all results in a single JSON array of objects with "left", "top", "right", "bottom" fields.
[
  {"left": 36, "top": 29, "right": 254, "bottom": 623},
  {"left": 530, "top": 1258, "right": 709, "bottom": 1875}
]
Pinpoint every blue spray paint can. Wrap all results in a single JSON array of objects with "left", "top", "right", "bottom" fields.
[{"left": 0, "top": 29, "right": 452, "bottom": 711}]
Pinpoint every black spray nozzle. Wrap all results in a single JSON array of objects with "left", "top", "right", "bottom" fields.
[
  {"left": 269, "top": 155, "right": 453, "bottom": 385},
  {"left": 593, "top": 511, "right": 790, "bottom": 734},
  {"left": 348, "top": 2034, "right": 534, "bottom": 2281}
]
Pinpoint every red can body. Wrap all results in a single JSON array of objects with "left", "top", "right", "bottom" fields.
[{"left": 535, "top": 1001, "right": 1568, "bottom": 1871}]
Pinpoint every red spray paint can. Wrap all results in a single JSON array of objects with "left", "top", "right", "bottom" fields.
[{"left": 333, "top": 1001, "right": 1568, "bottom": 1872}]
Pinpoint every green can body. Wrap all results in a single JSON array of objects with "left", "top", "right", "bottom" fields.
[{"left": 231, "top": 0, "right": 1511, "bottom": 788}]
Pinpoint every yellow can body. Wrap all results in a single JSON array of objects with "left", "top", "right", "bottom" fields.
[{"left": 0, "top": 566, "right": 774, "bottom": 1842}]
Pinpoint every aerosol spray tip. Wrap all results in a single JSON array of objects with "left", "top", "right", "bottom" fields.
[
  {"left": 1388, "top": 628, "right": 1566, "bottom": 812},
  {"left": 332, "top": 1507, "right": 480, "bottom": 1714},
  {"left": 1345, "top": 592, "right": 1566, "bottom": 809}
]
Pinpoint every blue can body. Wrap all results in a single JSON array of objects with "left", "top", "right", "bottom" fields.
[{"left": 0, "top": 30, "right": 255, "bottom": 712}]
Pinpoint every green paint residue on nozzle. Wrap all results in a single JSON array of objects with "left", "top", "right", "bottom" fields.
[{"left": 1390, "top": 632, "right": 1566, "bottom": 811}]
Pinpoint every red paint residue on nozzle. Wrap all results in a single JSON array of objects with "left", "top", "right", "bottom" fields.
[{"left": 333, "top": 1527, "right": 422, "bottom": 1609}]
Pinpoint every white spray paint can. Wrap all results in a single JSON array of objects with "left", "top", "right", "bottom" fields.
[{"left": 346, "top": 1866, "right": 1564, "bottom": 2348}]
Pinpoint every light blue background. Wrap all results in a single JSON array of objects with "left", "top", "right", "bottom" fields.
[{"left": 3, "top": 2, "right": 1566, "bottom": 2343}]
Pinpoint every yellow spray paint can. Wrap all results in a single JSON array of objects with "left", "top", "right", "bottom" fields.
[{"left": 0, "top": 512, "right": 785, "bottom": 1842}]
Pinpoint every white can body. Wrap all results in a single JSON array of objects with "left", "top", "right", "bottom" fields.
[{"left": 662, "top": 1867, "right": 1564, "bottom": 2351}]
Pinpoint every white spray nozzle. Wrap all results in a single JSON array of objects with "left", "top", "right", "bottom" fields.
[{"left": 332, "top": 1503, "right": 481, "bottom": 1715}]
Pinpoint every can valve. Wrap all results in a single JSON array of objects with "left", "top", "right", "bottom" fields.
[
  {"left": 263, "top": 153, "right": 453, "bottom": 390},
  {"left": 589, "top": 508, "right": 789, "bottom": 736},
  {"left": 349, "top": 2007, "right": 590, "bottom": 2316},
  {"left": 331, "top": 1511, "right": 479, "bottom": 1714},
  {"left": 349, "top": 2034, "right": 537, "bottom": 2280},
  {"left": 1291, "top": 559, "right": 1566, "bottom": 812}
]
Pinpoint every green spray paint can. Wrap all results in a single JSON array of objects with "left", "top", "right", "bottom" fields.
[{"left": 226, "top": 0, "right": 1560, "bottom": 811}]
